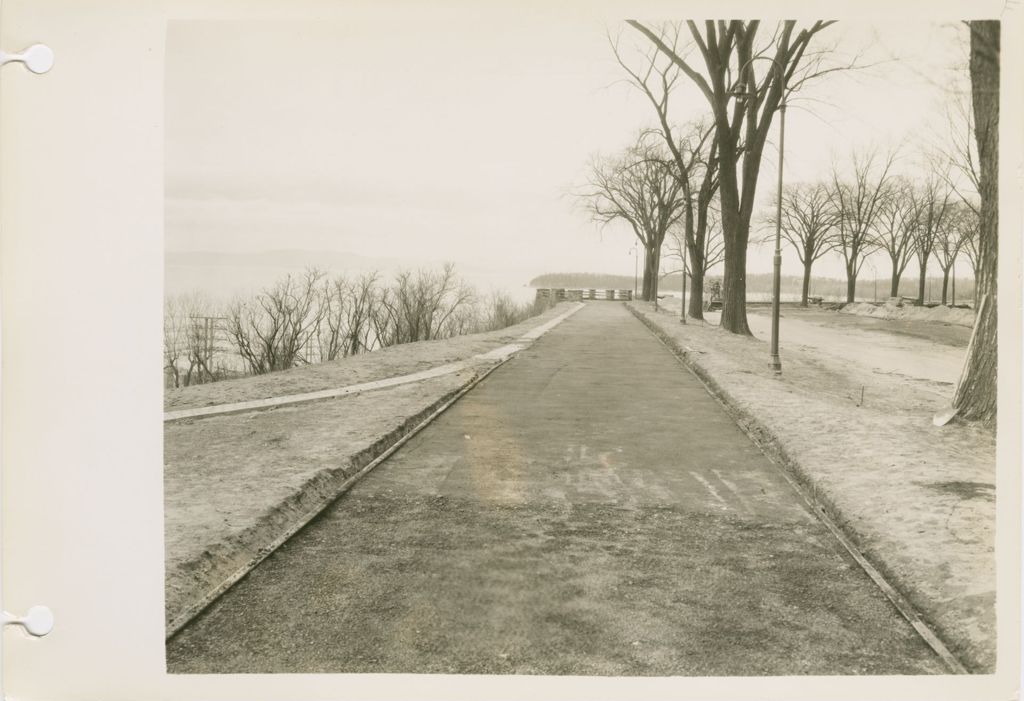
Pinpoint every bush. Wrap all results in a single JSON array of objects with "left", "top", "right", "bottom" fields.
[{"left": 165, "top": 264, "right": 554, "bottom": 386}]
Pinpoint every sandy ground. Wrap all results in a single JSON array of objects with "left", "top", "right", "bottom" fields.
[
  {"left": 630, "top": 301, "right": 995, "bottom": 672},
  {"left": 165, "top": 302, "right": 572, "bottom": 412}
]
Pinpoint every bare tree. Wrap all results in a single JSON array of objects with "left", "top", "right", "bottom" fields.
[
  {"left": 952, "top": 20, "right": 998, "bottom": 422},
  {"left": 937, "top": 89, "right": 981, "bottom": 215},
  {"left": 318, "top": 276, "right": 350, "bottom": 362},
  {"left": 829, "top": 149, "right": 894, "bottom": 303},
  {"left": 183, "top": 306, "right": 219, "bottom": 385},
  {"left": 873, "top": 177, "right": 920, "bottom": 299},
  {"left": 582, "top": 138, "right": 685, "bottom": 300},
  {"left": 226, "top": 268, "right": 328, "bottom": 375},
  {"left": 163, "top": 296, "right": 186, "bottom": 388},
  {"left": 169, "top": 265, "right": 556, "bottom": 387},
  {"left": 611, "top": 36, "right": 721, "bottom": 318},
  {"left": 372, "top": 264, "right": 476, "bottom": 347},
  {"left": 955, "top": 203, "right": 981, "bottom": 307},
  {"left": 352, "top": 273, "right": 382, "bottom": 354},
  {"left": 765, "top": 182, "right": 838, "bottom": 306},
  {"left": 164, "top": 291, "right": 225, "bottom": 387},
  {"left": 932, "top": 202, "right": 969, "bottom": 305},
  {"left": 910, "top": 174, "right": 955, "bottom": 305},
  {"left": 666, "top": 208, "right": 725, "bottom": 274},
  {"left": 627, "top": 20, "right": 842, "bottom": 334}
]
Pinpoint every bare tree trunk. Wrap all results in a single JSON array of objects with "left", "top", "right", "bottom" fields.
[
  {"left": 685, "top": 236, "right": 706, "bottom": 319},
  {"left": 890, "top": 264, "right": 901, "bottom": 298},
  {"left": 720, "top": 255, "right": 750, "bottom": 332},
  {"left": 845, "top": 260, "right": 858, "bottom": 303},
  {"left": 954, "top": 20, "right": 999, "bottom": 422},
  {"left": 941, "top": 268, "right": 951, "bottom": 305},
  {"left": 713, "top": 109, "right": 752, "bottom": 335},
  {"left": 719, "top": 206, "right": 751, "bottom": 334},
  {"left": 645, "top": 247, "right": 662, "bottom": 301},
  {"left": 972, "top": 260, "right": 980, "bottom": 309},
  {"left": 801, "top": 260, "right": 813, "bottom": 306},
  {"left": 641, "top": 252, "right": 653, "bottom": 301},
  {"left": 688, "top": 267, "right": 705, "bottom": 319},
  {"left": 916, "top": 262, "right": 928, "bottom": 305}
]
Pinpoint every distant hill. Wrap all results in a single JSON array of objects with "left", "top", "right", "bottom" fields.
[{"left": 530, "top": 273, "right": 636, "bottom": 290}]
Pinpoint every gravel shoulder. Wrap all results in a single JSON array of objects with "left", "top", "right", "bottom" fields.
[{"left": 628, "top": 301, "right": 995, "bottom": 673}]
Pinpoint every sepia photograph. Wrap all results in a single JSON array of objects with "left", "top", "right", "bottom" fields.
[{"left": 161, "top": 14, "right": 1000, "bottom": 677}]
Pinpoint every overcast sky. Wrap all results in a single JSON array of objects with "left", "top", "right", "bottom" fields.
[{"left": 165, "top": 14, "right": 971, "bottom": 292}]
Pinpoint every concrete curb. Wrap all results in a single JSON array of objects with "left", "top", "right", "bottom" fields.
[
  {"left": 625, "top": 302, "right": 970, "bottom": 674},
  {"left": 165, "top": 302, "right": 585, "bottom": 639}
]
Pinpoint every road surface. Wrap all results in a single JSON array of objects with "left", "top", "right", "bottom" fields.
[{"left": 167, "top": 303, "right": 945, "bottom": 675}]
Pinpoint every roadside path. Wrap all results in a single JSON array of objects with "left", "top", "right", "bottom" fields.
[
  {"left": 746, "top": 310, "right": 962, "bottom": 384},
  {"left": 661, "top": 298, "right": 964, "bottom": 386},
  {"left": 167, "top": 303, "right": 945, "bottom": 675}
]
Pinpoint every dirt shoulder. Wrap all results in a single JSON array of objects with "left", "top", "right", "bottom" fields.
[
  {"left": 165, "top": 302, "right": 574, "bottom": 412},
  {"left": 627, "top": 301, "right": 995, "bottom": 673}
]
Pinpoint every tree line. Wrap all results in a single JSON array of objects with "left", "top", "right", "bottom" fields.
[
  {"left": 580, "top": 20, "right": 998, "bottom": 422},
  {"left": 164, "top": 264, "right": 554, "bottom": 388},
  {"left": 762, "top": 155, "right": 980, "bottom": 308}
]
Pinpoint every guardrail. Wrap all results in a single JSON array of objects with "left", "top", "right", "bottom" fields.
[{"left": 535, "top": 288, "right": 633, "bottom": 302}]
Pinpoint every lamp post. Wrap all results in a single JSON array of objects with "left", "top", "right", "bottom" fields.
[
  {"left": 732, "top": 57, "right": 786, "bottom": 375},
  {"left": 681, "top": 257, "right": 688, "bottom": 324},
  {"left": 653, "top": 267, "right": 659, "bottom": 312},
  {"left": 633, "top": 243, "right": 639, "bottom": 300}
]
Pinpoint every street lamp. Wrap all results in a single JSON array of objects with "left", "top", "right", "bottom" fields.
[
  {"left": 680, "top": 256, "right": 688, "bottom": 324},
  {"left": 731, "top": 57, "right": 786, "bottom": 375},
  {"left": 630, "top": 243, "right": 638, "bottom": 300}
]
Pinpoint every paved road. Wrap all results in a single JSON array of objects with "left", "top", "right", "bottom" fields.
[{"left": 167, "top": 303, "right": 944, "bottom": 675}]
